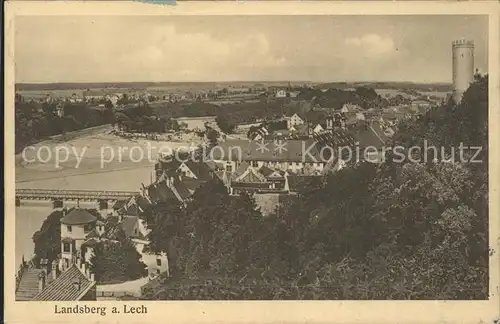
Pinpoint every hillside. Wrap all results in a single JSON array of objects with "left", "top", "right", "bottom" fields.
[{"left": 141, "top": 75, "right": 488, "bottom": 300}]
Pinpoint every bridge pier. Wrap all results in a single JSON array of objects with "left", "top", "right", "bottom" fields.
[
  {"left": 97, "top": 199, "right": 115, "bottom": 218},
  {"left": 52, "top": 199, "right": 64, "bottom": 209}
]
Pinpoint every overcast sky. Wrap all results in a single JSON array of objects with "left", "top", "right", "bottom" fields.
[{"left": 15, "top": 15, "right": 488, "bottom": 83}]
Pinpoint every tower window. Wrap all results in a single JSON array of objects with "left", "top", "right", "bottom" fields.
[
  {"left": 63, "top": 243, "right": 71, "bottom": 253},
  {"left": 67, "top": 226, "right": 72, "bottom": 233}
]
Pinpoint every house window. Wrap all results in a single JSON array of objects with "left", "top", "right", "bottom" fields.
[
  {"left": 63, "top": 243, "right": 71, "bottom": 253},
  {"left": 157, "top": 259, "right": 162, "bottom": 266},
  {"left": 67, "top": 226, "right": 72, "bottom": 233},
  {"left": 156, "top": 269, "right": 161, "bottom": 275},
  {"left": 226, "top": 164, "right": 233, "bottom": 172},
  {"left": 251, "top": 161, "right": 258, "bottom": 167}
]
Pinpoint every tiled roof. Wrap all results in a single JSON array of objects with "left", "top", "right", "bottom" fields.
[
  {"left": 121, "top": 216, "right": 139, "bottom": 239},
  {"left": 61, "top": 208, "right": 97, "bottom": 225},
  {"left": 106, "top": 216, "right": 119, "bottom": 225},
  {"left": 205, "top": 160, "right": 224, "bottom": 171},
  {"left": 134, "top": 195, "right": 152, "bottom": 211},
  {"left": 231, "top": 182, "right": 272, "bottom": 189},
  {"left": 172, "top": 181, "right": 192, "bottom": 200},
  {"left": 214, "top": 171, "right": 225, "bottom": 181},
  {"left": 210, "top": 139, "right": 322, "bottom": 163},
  {"left": 314, "top": 130, "right": 357, "bottom": 149},
  {"left": 147, "top": 180, "right": 177, "bottom": 203},
  {"left": 258, "top": 165, "right": 274, "bottom": 177},
  {"left": 86, "top": 228, "right": 100, "bottom": 239},
  {"left": 157, "top": 159, "right": 182, "bottom": 175},
  {"left": 182, "top": 161, "right": 213, "bottom": 181},
  {"left": 113, "top": 200, "right": 127, "bottom": 210},
  {"left": 82, "top": 238, "right": 100, "bottom": 247},
  {"left": 119, "top": 203, "right": 139, "bottom": 217},
  {"left": 369, "top": 121, "right": 390, "bottom": 144},
  {"left": 350, "top": 124, "right": 386, "bottom": 150},
  {"left": 236, "top": 167, "right": 267, "bottom": 183},
  {"left": 232, "top": 161, "right": 251, "bottom": 180},
  {"left": 182, "top": 177, "right": 206, "bottom": 192},
  {"left": 293, "top": 124, "right": 309, "bottom": 135},
  {"left": 106, "top": 224, "right": 127, "bottom": 241},
  {"left": 33, "top": 265, "right": 95, "bottom": 301}
]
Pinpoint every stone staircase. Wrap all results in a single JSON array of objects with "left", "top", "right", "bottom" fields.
[{"left": 15, "top": 269, "right": 47, "bottom": 301}]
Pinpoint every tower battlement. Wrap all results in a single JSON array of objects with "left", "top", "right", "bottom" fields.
[{"left": 453, "top": 39, "right": 474, "bottom": 47}]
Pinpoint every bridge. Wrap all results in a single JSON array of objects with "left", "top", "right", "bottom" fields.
[{"left": 15, "top": 188, "right": 139, "bottom": 202}]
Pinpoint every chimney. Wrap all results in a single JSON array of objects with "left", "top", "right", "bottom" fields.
[
  {"left": 72, "top": 280, "right": 81, "bottom": 292},
  {"left": 38, "top": 272, "right": 46, "bottom": 293},
  {"left": 77, "top": 257, "right": 81, "bottom": 268},
  {"left": 51, "top": 260, "right": 58, "bottom": 280}
]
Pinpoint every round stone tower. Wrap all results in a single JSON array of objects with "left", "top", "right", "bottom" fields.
[{"left": 452, "top": 39, "right": 475, "bottom": 103}]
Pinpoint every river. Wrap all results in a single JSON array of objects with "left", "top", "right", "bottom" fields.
[{"left": 14, "top": 127, "right": 192, "bottom": 270}]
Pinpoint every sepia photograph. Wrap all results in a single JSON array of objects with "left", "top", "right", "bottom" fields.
[{"left": 4, "top": 1, "right": 500, "bottom": 323}]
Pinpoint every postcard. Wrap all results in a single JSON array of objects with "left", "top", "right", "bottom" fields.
[{"left": 4, "top": 1, "right": 500, "bottom": 323}]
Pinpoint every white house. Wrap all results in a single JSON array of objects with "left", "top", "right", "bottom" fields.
[
  {"left": 356, "top": 112, "right": 366, "bottom": 121},
  {"left": 210, "top": 139, "right": 327, "bottom": 175},
  {"left": 60, "top": 208, "right": 99, "bottom": 269},
  {"left": 276, "top": 90, "right": 287, "bottom": 98},
  {"left": 286, "top": 113, "right": 305, "bottom": 130},
  {"left": 313, "top": 124, "right": 325, "bottom": 134}
]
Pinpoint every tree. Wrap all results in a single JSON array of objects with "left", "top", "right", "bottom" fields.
[
  {"left": 144, "top": 199, "right": 185, "bottom": 277},
  {"left": 206, "top": 128, "right": 219, "bottom": 148},
  {"left": 143, "top": 75, "right": 489, "bottom": 300},
  {"left": 90, "top": 239, "right": 147, "bottom": 284},
  {"left": 32, "top": 210, "right": 62, "bottom": 267},
  {"left": 215, "top": 115, "right": 236, "bottom": 134}
]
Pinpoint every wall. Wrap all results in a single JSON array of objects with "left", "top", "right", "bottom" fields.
[
  {"left": 60, "top": 224, "right": 87, "bottom": 250},
  {"left": 142, "top": 252, "right": 169, "bottom": 276},
  {"left": 80, "top": 285, "right": 97, "bottom": 301}
]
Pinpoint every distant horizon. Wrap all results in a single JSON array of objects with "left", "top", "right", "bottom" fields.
[{"left": 15, "top": 80, "right": 454, "bottom": 87}]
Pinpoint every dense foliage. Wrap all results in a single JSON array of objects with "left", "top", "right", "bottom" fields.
[
  {"left": 215, "top": 115, "right": 236, "bottom": 134},
  {"left": 90, "top": 239, "right": 148, "bottom": 284},
  {"left": 142, "top": 75, "right": 488, "bottom": 300},
  {"left": 32, "top": 210, "right": 63, "bottom": 267},
  {"left": 14, "top": 96, "right": 115, "bottom": 153}
]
